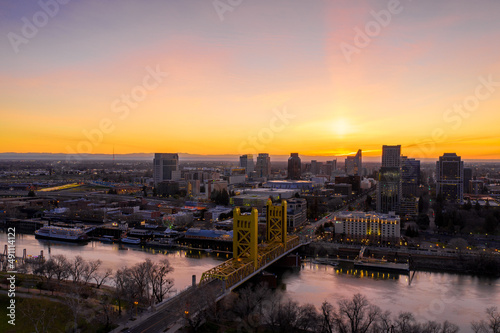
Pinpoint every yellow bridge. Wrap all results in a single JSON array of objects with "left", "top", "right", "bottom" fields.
[{"left": 200, "top": 199, "right": 308, "bottom": 291}]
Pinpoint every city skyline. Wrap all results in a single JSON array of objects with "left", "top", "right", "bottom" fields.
[{"left": 2, "top": 1, "right": 500, "bottom": 159}]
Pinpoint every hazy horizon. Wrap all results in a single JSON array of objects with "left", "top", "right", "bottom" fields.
[
  {"left": 1, "top": 1, "right": 500, "bottom": 159},
  {"left": 1, "top": 151, "right": 499, "bottom": 164}
]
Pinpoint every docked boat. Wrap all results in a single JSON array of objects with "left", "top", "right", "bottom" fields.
[
  {"left": 99, "top": 235, "right": 115, "bottom": 242},
  {"left": 353, "top": 260, "right": 409, "bottom": 273},
  {"left": 354, "top": 246, "right": 409, "bottom": 273},
  {"left": 129, "top": 228, "right": 153, "bottom": 237},
  {"left": 121, "top": 237, "right": 141, "bottom": 245},
  {"left": 313, "top": 258, "right": 339, "bottom": 267},
  {"left": 146, "top": 238, "right": 176, "bottom": 248},
  {"left": 35, "top": 226, "right": 88, "bottom": 242}
]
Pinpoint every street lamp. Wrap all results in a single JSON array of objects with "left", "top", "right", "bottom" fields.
[{"left": 134, "top": 301, "right": 138, "bottom": 317}]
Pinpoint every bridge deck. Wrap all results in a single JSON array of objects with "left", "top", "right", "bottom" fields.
[{"left": 200, "top": 236, "right": 305, "bottom": 291}]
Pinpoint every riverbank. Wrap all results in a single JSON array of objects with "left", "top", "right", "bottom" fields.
[
  {"left": 0, "top": 271, "right": 119, "bottom": 333},
  {"left": 303, "top": 242, "right": 500, "bottom": 277}
]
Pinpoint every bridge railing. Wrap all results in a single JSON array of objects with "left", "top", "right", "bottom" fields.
[{"left": 200, "top": 236, "right": 303, "bottom": 290}]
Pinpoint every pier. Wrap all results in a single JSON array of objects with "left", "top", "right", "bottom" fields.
[{"left": 0, "top": 244, "right": 45, "bottom": 271}]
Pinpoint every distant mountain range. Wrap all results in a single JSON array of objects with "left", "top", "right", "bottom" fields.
[{"left": 0, "top": 152, "right": 497, "bottom": 163}]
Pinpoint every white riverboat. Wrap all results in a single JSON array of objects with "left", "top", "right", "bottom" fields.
[{"left": 35, "top": 226, "right": 88, "bottom": 242}]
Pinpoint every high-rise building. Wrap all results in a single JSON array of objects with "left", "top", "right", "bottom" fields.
[
  {"left": 382, "top": 145, "right": 401, "bottom": 167},
  {"left": 436, "top": 153, "right": 464, "bottom": 203},
  {"left": 287, "top": 153, "right": 301, "bottom": 180},
  {"left": 345, "top": 157, "right": 355, "bottom": 175},
  {"left": 286, "top": 198, "right": 307, "bottom": 230},
  {"left": 463, "top": 167, "right": 472, "bottom": 194},
  {"left": 255, "top": 153, "right": 271, "bottom": 178},
  {"left": 153, "top": 153, "right": 180, "bottom": 185},
  {"left": 239, "top": 154, "right": 254, "bottom": 175},
  {"left": 377, "top": 167, "right": 401, "bottom": 213},
  {"left": 324, "top": 160, "right": 337, "bottom": 177},
  {"left": 355, "top": 149, "right": 362, "bottom": 174},
  {"left": 345, "top": 149, "right": 362, "bottom": 175},
  {"left": 377, "top": 145, "right": 402, "bottom": 213},
  {"left": 311, "top": 160, "right": 323, "bottom": 175},
  {"left": 401, "top": 156, "right": 420, "bottom": 198}
]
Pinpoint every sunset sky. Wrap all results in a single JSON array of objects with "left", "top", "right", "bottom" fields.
[{"left": 1, "top": 0, "right": 500, "bottom": 160}]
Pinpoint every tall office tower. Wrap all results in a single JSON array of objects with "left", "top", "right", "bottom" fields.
[
  {"left": 153, "top": 153, "right": 181, "bottom": 185},
  {"left": 377, "top": 145, "right": 402, "bottom": 213},
  {"left": 345, "top": 156, "right": 355, "bottom": 175},
  {"left": 463, "top": 167, "right": 472, "bottom": 194},
  {"left": 325, "top": 160, "right": 337, "bottom": 177},
  {"left": 311, "top": 160, "right": 323, "bottom": 175},
  {"left": 255, "top": 153, "right": 271, "bottom": 178},
  {"left": 239, "top": 154, "right": 254, "bottom": 175},
  {"left": 436, "top": 153, "right": 464, "bottom": 203},
  {"left": 345, "top": 149, "right": 362, "bottom": 175},
  {"left": 382, "top": 145, "right": 401, "bottom": 167},
  {"left": 287, "top": 153, "right": 302, "bottom": 180},
  {"left": 401, "top": 156, "right": 420, "bottom": 198},
  {"left": 354, "top": 149, "right": 362, "bottom": 174}
]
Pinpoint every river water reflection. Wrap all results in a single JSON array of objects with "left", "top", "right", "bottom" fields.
[
  {"left": 281, "top": 260, "right": 499, "bottom": 330},
  {"left": 2, "top": 232, "right": 499, "bottom": 330}
]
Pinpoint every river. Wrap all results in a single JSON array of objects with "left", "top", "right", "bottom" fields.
[{"left": 2, "top": 232, "right": 499, "bottom": 330}]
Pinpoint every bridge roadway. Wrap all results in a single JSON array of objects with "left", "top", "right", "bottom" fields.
[{"left": 125, "top": 239, "right": 308, "bottom": 333}]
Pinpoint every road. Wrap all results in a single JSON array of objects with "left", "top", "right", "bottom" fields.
[{"left": 126, "top": 280, "right": 223, "bottom": 333}]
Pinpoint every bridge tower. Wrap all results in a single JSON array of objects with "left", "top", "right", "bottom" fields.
[
  {"left": 233, "top": 207, "right": 259, "bottom": 268},
  {"left": 266, "top": 199, "right": 287, "bottom": 244}
]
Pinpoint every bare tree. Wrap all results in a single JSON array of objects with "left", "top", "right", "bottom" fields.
[
  {"left": 393, "top": 312, "right": 419, "bottom": 333},
  {"left": 472, "top": 307, "right": 500, "bottom": 333},
  {"left": 129, "top": 260, "right": 151, "bottom": 303},
  {"left": 62, "top": 285, "right": 85, "bottom": 333},
  {"left": 296, "top": 303, "right": 321, "bottom": 332},
  {"left": 19, "top": 298, "right": 59, "bottom": 333},
  {"left": 265, "top": 297, "right": 298, "bottom": 333},
  {"left": 440, "top": 321, "right": 460, "bottom": 333},
  {"left": 333, "top": 293, "right": 381, "bottom": 333},
  {"left": 98, "top": 293, "right": 115, "bottom": 331},
  {"left": 148, "top": 259, "right": 174, "bottom": 303},
  {"left": 82, "top": 259, "right": 102, "bottom": 285},
  {"left": 321, "top": 301, "right": 335, "bottom": 333},
  {"left": 231, "top": 283, "right": 272, "bottom": 330},
  {"left": 114, "top": 267, "right": 140, "bottom": 317},
  {"left": 52, "top": 254, "right": 72, "bottom": 283},
  {"left": 70, "top": 255, "right": 86, "bottom": 284},
  {"left": 33, "top": 258, "right": 57, "bottom": 282},
  {"left": 93, "top": 268, "right": 112, "bottom": 289}
]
